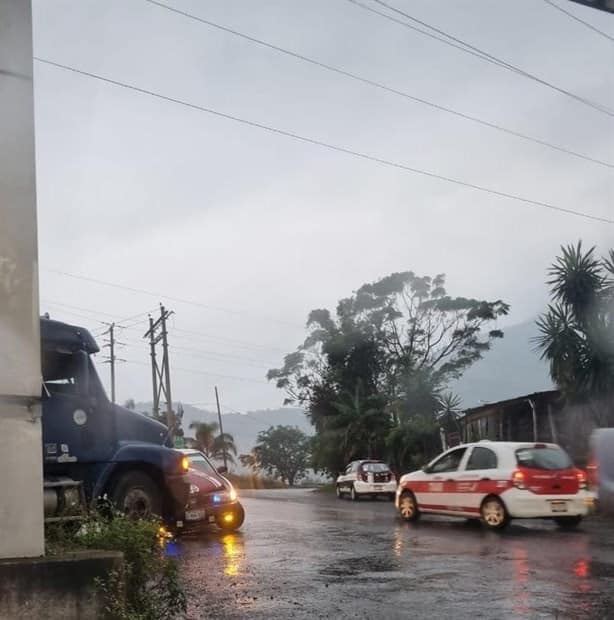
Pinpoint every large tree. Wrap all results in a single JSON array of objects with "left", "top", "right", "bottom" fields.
[
  {"left": 536, "top": 242, "right": 614, "bottom": 417},
  {"left": 249, "top": 425, "right": 310, "bottom": 486},
  {"left": 268, "top": 271, "right": 509, "bottom": 474}
]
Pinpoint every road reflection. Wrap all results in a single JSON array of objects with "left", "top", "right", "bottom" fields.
[
  {"left": 504, "top": 531, "right": 596, "bottom": 616},
  {"left": 221, "top": 533, "right": 244, "bottom": 577}
]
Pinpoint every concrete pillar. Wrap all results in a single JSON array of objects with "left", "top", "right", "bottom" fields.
[{"left": 0, "top": 0, "right": 45, "bottom": 558}]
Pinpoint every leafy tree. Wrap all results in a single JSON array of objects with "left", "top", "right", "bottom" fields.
[
  {"left": 268, "top": 270, "right": 508, "bottom": 473},
  {"left": 251, "top": 425, "right": 310, "bottom": 486},
  {"left": 536, "top": 242, "right": 614, "bottom": 418}
]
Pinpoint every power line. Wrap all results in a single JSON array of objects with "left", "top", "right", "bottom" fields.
[
  {"left": 542, "top": 0, "right": 614, "bottom": 43},
  {"left": 172, "top": 326, "right": 286, "bottom": 354},
  {"left": 124, "top": 358, "right": 270, "bottom": 385},
  {"left": 143, "top": 0, "right": 613, "bottom": 170},
  {"left": 41, "top": 299, "right": 154, "bottom": 327},
  {"left": 42, "top": 266, "right": 304, "bottom": 329},
  {"left": 42, "top": 297, "right": 288, "bottom": 356},
  {"left": 347, "top": 0, "right": 614, "bottom": 118},
  {"left": 34, "top": 57, "right": 614, "bottom": 224}
]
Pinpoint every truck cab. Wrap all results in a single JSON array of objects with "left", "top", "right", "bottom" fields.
[{"left": 41, "top": 317, "right": 189, "bottom": 527}]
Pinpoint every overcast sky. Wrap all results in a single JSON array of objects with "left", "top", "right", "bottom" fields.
[{"left": 31, "top": 0, "right": 614, "bottom": 412}]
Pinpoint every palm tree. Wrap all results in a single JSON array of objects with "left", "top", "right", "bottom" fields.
[
  {"left": 188, "top": 421, "right": 238, "bottom": 465},
  {"left": 211, "top": 432, "right": 237, "bottom": 465},
  {"left": 188, "top": 421, "right": 219, "bottom": 456},
  {"left": 535, "top": 242, "right": 614, "bottom": 406}
]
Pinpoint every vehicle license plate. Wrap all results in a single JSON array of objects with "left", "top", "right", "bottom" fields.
[
  {"left": 185, "top": 509, "right": 206, "bottom": 521},
  {"left": 551, "top": 501, "right": 567, "bottom": 513}
]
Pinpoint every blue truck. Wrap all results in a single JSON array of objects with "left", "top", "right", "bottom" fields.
[{"left": 41, "top": 317, "right": 190, "bottom": 528}]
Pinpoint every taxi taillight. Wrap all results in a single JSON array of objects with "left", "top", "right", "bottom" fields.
[
  {"left": 576, "top": 469, "right": 588, "bottom": 490},
  {"left": 512, "top": 470, "right": 526, "bottom": 489}
]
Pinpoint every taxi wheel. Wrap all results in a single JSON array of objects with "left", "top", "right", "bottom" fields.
[
  {"left": 398, "top": 491, "right": 419, "bottom": 522},
  {"left": 336, "top": 485, "right": 344, "bottom": 500},
  {"left": 555, "top": 516, "right": 582, "bottom": 530},
  {"left": 480, "top": 496, "right": 509, "bottom": 530},
  {"left": 350, "top": 486, "right": 360, "bottom": 501}
]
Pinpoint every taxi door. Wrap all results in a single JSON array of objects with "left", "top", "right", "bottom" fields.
[
  {"left": 454, "top": 445, "right": 500, "bottom": 515},
  {"left": 415, "top": 447, "right": 468, "bottom": 512}
]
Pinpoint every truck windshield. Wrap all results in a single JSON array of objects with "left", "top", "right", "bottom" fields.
[
  {"left": 42, "top": 352, "right": 106, "bottom": 400},
  {"left": 42, "top": 352, "right": 82, "bottom": 395}
]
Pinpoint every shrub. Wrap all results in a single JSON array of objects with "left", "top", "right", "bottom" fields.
[{"left": 46, "top": 512, "right": 186, "bottom": 620}]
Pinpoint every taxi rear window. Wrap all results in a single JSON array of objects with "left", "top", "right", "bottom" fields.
[
  {"left": 516, "top": 447, "right": 572, "bottom": 471},
  {"left": 361, "top": 463, "right": 390, "bottom": 473}
]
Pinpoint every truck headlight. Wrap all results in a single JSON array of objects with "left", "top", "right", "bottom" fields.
[{"left": 229, "top": 487, "right": 238, "bottom": 501}]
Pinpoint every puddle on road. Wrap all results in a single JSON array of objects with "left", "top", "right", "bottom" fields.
[{"left": 320, "top": 555, "right": 397, "bottom": 577}]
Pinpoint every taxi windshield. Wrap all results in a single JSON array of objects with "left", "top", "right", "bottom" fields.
[{"left": 188, "top": 454, "right": 219, "bottom": 477}]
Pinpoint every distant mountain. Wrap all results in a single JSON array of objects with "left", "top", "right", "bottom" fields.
[
  {"left": 451, "top": 319, "right": 553, "bottom": 409},
  {"left": 133, "top": 401, "right": 311, "bottom": 458}
]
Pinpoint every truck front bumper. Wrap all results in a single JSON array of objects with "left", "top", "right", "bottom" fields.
[{"left": 164, "top": 473, "right": 191, "bottom": 528}]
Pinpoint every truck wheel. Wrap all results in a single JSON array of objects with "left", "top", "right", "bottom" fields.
[
  {"left": 111, "top": 471, "right": 163, "bottom": 520},
  {"left": 216, "top": 503, "right": 245, "bottom": 531}
]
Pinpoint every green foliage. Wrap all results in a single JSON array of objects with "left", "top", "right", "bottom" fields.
[
  {"left": 536, "top": 242, "right": 614, "bottom": 405},
  {"left": 251, "top": 425, "right": 311, "bottom": 486},
  {"left": 46, "top": 513, "right": 186, "bottom": 620},
  {"left": 268, "top": 270, "right": 508, "bottom": 474}
]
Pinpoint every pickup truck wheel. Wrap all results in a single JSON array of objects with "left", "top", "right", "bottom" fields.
[{"left": 111, "top": 471, "right": 163, "bottom": 520}]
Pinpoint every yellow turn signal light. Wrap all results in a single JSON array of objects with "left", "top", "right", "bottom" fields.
[
  {"left": 223, "top": 513, "right": 234, "bottom": 523},
  {"left": 181, "top": 456, "right": 190, "bottom": 472}
]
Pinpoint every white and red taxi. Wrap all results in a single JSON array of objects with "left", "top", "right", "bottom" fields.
[
  {"left": 336, "top": 460, "right": 398, "bottom": 500},
  {"left": 396, "top": 441, "right": 595, "bottom": 530}
]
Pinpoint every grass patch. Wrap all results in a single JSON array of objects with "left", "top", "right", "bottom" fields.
[{"left": 227, "top": 472, "right": 286, "bottom": 489}]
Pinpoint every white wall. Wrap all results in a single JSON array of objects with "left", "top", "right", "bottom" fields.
[{"left": 0, "top": 0, "right": 44, "bottom": 559}]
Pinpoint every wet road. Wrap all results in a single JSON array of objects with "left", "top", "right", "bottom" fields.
[{"left": 178, "top": 489, "right": 614, "bottom": 619}]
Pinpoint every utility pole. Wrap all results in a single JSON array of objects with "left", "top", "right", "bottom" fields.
[
  {"left": 0, "top": 0, "right": 45, "bottom": 559},
  {"left": 144, "top": 305, "right": 175, "bottom": 436},
  {"left": 102, "top": 323, "right": 125, "bottom": 404},
  {"left": 214, "top": 386, "right": 228, "bottom": 470},
  {"left": 147, "top": 315, "right": 159, "bottom": 420}
]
